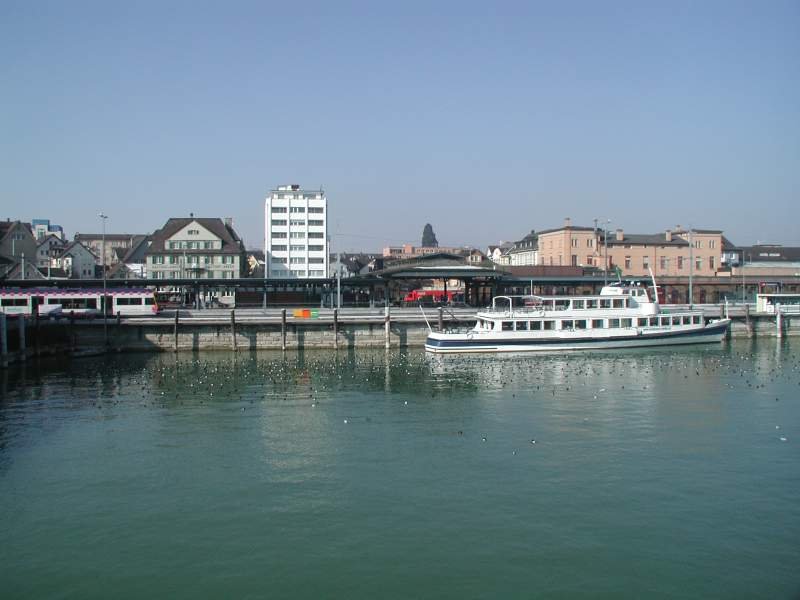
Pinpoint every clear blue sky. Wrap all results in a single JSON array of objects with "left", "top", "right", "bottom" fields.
[{"left": 2, "top": 1, "right": 798, "bottom": 251}]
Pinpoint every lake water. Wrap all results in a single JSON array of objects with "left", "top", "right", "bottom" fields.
[{"left": 1, "top": 341, "right": 799, "bottom": 599}]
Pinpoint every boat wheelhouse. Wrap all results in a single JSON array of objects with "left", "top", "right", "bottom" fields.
[{"left": 425, "top": 280, "right": 730, "bottom": 354}]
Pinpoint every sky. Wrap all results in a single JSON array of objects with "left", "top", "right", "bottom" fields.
[{"left": 1, "top": 0, "right": 798, "bottom": 252}]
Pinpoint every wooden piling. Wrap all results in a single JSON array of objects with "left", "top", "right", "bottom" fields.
[
  {"left": 281, "top": 308, "right": 287, "bottom": 351},
  {"left": 744, "top": 304, "right": 753, "bottom": 337},
  {"left": 333, "top": 308, "right": 339, "bottom": 350},
  {"left": 174, "top": 311, "right": 179, "bottom": 351},
  {"left": 34, "top": 307, "right": 41, "bottom": 357},
  {"left": 0, "top": 314, "right": 7, "bottom": 368},
  {"left": 230, "top": 310, "right": 237, "bottom": 351},
  {"left": 384, "top": 306, "right": 390, "bottom": 349},
  {"left": 18, "top": 314, "right": 26, "bottom": 362}
]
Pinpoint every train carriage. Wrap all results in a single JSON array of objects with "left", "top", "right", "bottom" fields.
[{"left": 0, "top": 288, "right": 158, "bottom": 317}]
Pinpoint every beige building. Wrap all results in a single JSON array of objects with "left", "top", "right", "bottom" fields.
[
  {"left": 536, "top": 219, "right": 725, "bottom": 277},
  {"left": 145, "top": 217, "right": 246, "bottom": 280},
  {"left": 537, "top": 219, "right": 599, "bottom": 267}
]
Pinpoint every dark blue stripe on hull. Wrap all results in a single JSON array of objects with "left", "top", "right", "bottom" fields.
[{"left": 425, "top": 322, "right": 729, "bottom": 349}]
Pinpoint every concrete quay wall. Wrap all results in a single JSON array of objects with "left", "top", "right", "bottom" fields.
[
  {"left": 69, "top": 319, "right": 437, "bottom": 352},
  {"left": 68, "top": 313, "right": 799, "bottom": 353}
]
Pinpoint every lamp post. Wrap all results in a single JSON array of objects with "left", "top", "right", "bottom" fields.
[
  {"left": 601, "top": 219, "right": 611, "bottom": 286},
  {"left": 741, "top": 252, "right": 748, "bottom": 305},
  {"left": 99, "top": 213, "right": 108, "bottom": 346}
]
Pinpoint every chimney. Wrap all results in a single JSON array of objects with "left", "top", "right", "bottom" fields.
[
  {"left": 615, "top": 229, "right": 624, "bottom": 242},
  {"left": 564, "top": 217, "right": 572, "bottom": 228},
  {"left": 224, "top": 217, "right": 233, "bottom": 228},
  {"left": 665, "top": 229, "right": 672, "bottom": 242}
]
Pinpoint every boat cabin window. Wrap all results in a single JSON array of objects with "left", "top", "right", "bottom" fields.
[
  {"left": 543, "top": 320, "right": 555, "bottom": 330},
  {"left": 561, "top": 320, "right": 574, "bottom": 330},
  {"left": 693, "top": 315, "right": 701, "bottom": 324},
  {"left": 543, "top": 300, "right": 555, "bottom": 310},
  {"left": 574, "top": 319, "right": 587, "bottom": 329},
  {"left": 659, "top": 316, "right": 670, "bottom": 326},
  {"left": 609, "top": 318, "right": 620, "bottom": 328},
  {"left": 638, "top": 318, "right": 648, "bottom": 326},
  {"left": 555, "top": 300, "right": 570, "bottom": 310},
  {"left": 502, "top": 321, "right": 513, "bottom": 331},
  {"left": 621, "top": 318, "right": 632, "bottom": 328},
  {"left": 613, "top": 299, "right": 625, "bottom": 309},
  {"left": 592, "top": 319, "right": 604, "bottom": 328},
  {"left": 600, "top": 299, "right": 611, "bottom": 309},
  {"left": 682, "top": 316, "right": 691, "bottom": 325},
  {"left": 515, "top": 321, "right": 529, "bottom": 331},
  {"left": 573, "top": 300, "right": 585, "bottom": 309},
  {"left": 586, "top": 299, "right": 598, "bottom": 309},
  {"left": 531, "top": 321, "right": 542, "bottom": 331},
  {"left": 649, "top": 317, "right": 658, "bottom": 326},
  {"left": 671, "top": 316, "right": 681, "bottom": 325}
]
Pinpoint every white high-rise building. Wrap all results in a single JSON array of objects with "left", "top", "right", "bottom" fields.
[{"left": 264, "top": 184, "right": 328, "bottom": 278}]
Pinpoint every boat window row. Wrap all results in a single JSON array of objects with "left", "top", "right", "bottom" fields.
[
  {"left": 524, "top": 297, "right": 631, "bottom": 311},
  {"left": 485, "top": 314, "right": 701, "bottom": 331}
]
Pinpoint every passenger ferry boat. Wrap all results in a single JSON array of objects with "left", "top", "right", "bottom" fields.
[{"left": 424, "top": 279, "right": 730, "bottom": 354}]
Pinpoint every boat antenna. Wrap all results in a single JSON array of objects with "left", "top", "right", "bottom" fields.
[{"left": 647, "top": 266, "right": 660, "bottom": 307}]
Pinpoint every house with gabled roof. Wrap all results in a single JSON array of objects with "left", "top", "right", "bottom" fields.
[{"left": 145, "top": 217, "right": 246, "bottom": 280}]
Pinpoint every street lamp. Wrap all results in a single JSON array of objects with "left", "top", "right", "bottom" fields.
[
  {"left": 741, "top": 252, "right": 749, "bottom": 304},
  {"left": 596, "top": 218, "right": 611, "bottom": 286},
  {"left": 99, "top": 212, "right": 108, "bottom": 346}
]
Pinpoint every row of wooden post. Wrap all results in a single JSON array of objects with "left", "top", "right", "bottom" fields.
[{"left": 0, "top": 313, "right": 26, "bottom": 368}]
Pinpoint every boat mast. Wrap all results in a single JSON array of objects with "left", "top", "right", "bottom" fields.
[{"left": 688, "top": 228, "right": 693, "bottom": 308}]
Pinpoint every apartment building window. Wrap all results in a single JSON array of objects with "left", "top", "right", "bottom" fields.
[
  {"left": 272, "top": 244, "right": 287, "bottom": 251},
  {"left": 309, "top": 270, "right": 324, "bottom": 276},
  {"left": 308, "top": 245, "right": 324, "bottom": 251},
  {"left": 308, "top": 207, "right": 324, "bottom": 214},
  {"left": 587, "top": 239, "right": 593, "bottom": 247},
  {"left": 290, "top": 219, "right": 305, "bottom": 226},
  {"left": 204, "top": 241, "right": 213, "bottom": 249},
  {"left": 571, "top": 254, "right": 578, "bottom": 266},
  {"left": 272, "top": 232, "right": 287, "bottom": 239},
  {"left": 290, "top": 270, "right": 306, "bottom": 277},
  {"left": 290, "top": 257, "right": 304, "bottom": 264},
  {"left": 272, "top": 219, "right": 287, "bottom": 226},
  {"left": 643, "top": 256, "right": 650, "bottom": 268},
  {"left": 224, "top": 256, "right": 234, "bottom": 265},
  {"left": 624, "top": 257, "right": 631, "bottom": 269},
  {"left": 308, "top": 220, "right": 324, "bottom": 226},
  {"left": 571, "top": 239, "right": 578, "bottom": 248},
  {"left": 290, "top": 232, "right": 305, "bottom": 239},
  {"left": 290, "top": 207, "right": 305, "bottom": 213},
  {"left": 290, "top": 245, "right": 305, "bottom": 251},
  {"left": 271, "top": 256, "right": 285, "bottom": 263},
  {"left": 188, "top": 229, "right": 199, "bottom": 235},
  {"left": 309, "top": 257, "right": 324, "bottom": 264},
  {"left": 678, "top": 256, "right": 684, "bottom": 270},
  {"left": 586, "top": 255, "right": 592, "bottom": 265},
  {"left": 695, "top": 257, "right": 702, "bottom": 270},
  {"left": 308, "top": 232, "right": 324, "bottom": 239},
  {"left": 695, "top": 240, "right": 702, "bottom": 248},
  {"left": 709, "top": 240, "right": 716, "bottom": 249},
  {"left": 709, "top": 256, "right": 715, "bottom": 270},
  {"left": 272, "top": 207, "right": 287, "bottom": 213},
  {"left": 152, "top": 255, "right": 165, "bottom": 264},
  {"left": 660, "top": 257, "right": 667, "bottom": 270}
]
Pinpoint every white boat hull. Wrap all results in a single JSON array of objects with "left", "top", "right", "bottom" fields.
[{"left": 425, "top": 320, "right": 730, "bottom": 354}]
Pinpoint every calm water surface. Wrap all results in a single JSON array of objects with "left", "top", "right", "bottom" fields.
[{"left": 1, "top": 341, "right": 799, "bottom": 599}]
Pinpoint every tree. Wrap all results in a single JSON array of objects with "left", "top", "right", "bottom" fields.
[{"left": 421, "top": 223, "right": 438, "bottom": 248}]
